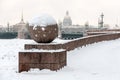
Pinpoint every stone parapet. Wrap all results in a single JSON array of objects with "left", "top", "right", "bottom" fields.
[{"left": 25, "top": 33, "right": 120, "bottom": 51}]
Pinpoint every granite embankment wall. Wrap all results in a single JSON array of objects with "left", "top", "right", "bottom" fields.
[{"left": 25, "top": 33, "right": 120, "bottom": 51}]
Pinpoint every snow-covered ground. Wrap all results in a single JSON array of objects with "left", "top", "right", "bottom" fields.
[{"left": 1, "top": 38, "right": 120, "bottom": 80}]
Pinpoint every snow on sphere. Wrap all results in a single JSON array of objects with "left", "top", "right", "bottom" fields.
[
  {"left": 28, "top": 14, "right": 58, "bottom": 43},
  {"left": 29, "top": 14, "right": 57, "bottom": 27}
]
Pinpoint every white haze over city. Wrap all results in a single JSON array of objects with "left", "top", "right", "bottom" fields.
[{"left": 1, "top": 0, "right": 120, "bottom": 27}]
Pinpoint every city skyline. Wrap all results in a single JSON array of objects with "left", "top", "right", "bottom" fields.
[{"left": 0, "top": 0, "right": 120, "bottom": 28}]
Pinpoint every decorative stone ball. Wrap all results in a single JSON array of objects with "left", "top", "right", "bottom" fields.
[{"left": 28, "top": 14, "right": 58, "bottom": 43}]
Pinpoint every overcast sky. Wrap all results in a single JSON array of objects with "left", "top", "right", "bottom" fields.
[{"left": 0, "top": 0, "right": 120, "bottom": 27}]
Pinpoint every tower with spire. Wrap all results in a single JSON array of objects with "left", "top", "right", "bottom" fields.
[
  {"left": 20, "top": 11, "right": 24, "bottom": 24},
  {"left": 12, "top": 11, "right": 30, "bottom": 39},
  {"left": 98, "top": 13, "right": 104, "bottom": 28},
  {"left": 100, "top": 13, "right": 104, "bottom": 28},
  {"left": 7, "top": 22, "right": 10, "bottom": 32},
  {"left": 66, "top": 11, "right": 69, "bottom": 16}
]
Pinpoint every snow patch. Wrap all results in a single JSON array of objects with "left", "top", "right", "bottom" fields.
[
  {"left": 42, "top": 27, "right": 45, "bottom": 31},
  {"left": 43, "top": 34, "right": 46, "bottom": 37},
  {"left": 35, "top": 34, "right": 38, "bottom": 37},
  {"left": 29, "top": 14, "right": 57, "bottom": 28},
  {"left": 21, "top": 49, "right": 65, "bottom": 53},
  {"left": 33, "top": 25, "right": 37, "bottom": 30}
]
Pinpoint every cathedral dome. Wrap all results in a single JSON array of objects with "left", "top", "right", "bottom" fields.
[{"left": 63, "top": 11, "right": 72, "bottom": 26}]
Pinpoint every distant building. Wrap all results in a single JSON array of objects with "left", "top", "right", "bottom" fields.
[
  {"left": 59, "top": 11, "right": 107, "bottom": 39},
  {"left": 13, "top": 13, "right": 30, "bottom": 39},
  {"left": 61, "top": 25, "right": 85, "bottom": 39},
  {"left": 63, "top": 11, "right": 72, "bottom": 26},
  {"left": 0, "top": 24, "right": 17, "bottom": 39},
  {"left": 0, "top": 13, "right": 30, "bottom": 39},
  {"left": 0, "top": 25, "right": 5, "bottom": 32},
  {"left": 59, "top": 11, "right": 86, "bottom": 39}
]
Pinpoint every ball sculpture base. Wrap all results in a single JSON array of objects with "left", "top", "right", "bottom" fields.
[
  {"left": 18, "top": 14, "right": 66, "bottom": 73},
  {"left": 19, "top": 50, "right": 66, "bottom": 72}
]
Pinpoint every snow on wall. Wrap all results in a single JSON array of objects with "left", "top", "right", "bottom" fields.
[
  {"left": 21, "top": 49, "right": 65, "bottom": 53},
  {"left": 29, "top": 14, "right": 57, "bottom": 28}
]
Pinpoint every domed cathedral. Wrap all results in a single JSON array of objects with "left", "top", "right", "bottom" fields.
[
  {"left": 60, "top": 11, "right": 85, "bottom": 40},
  {"left": 63, "top": 11, "right": 72, "bottom": 26},
  {"left": 13, "top": 12, "right": 30, "bottom": 39}
]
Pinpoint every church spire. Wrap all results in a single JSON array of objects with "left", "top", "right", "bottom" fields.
[
  {"left": 66, "top": 11, "right": 69, "bottom": 16},
  {"left": 20, "top": 10, "right": 24, "bottom": 23},
  {"left": 21, "top": 11, "right": 24, "bottom": 22}
]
